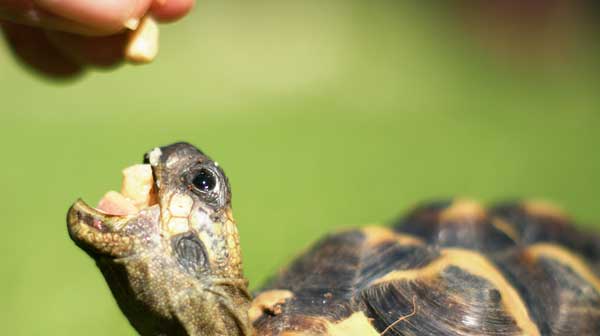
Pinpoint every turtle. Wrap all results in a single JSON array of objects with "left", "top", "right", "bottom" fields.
[{"left": 67, "top": 142, "right": 600, "bottom": 336}]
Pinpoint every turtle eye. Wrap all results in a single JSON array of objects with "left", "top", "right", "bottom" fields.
[
  {"left": 184, "top": 164, "right": 228, "bottom": 209},
  {"left": 192, "top": 168, "right": 217, "bottom": 192}
]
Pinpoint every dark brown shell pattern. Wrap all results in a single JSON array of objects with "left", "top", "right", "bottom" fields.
[{"left": 251, "top": 200, "right": 600, "bottom": 336}]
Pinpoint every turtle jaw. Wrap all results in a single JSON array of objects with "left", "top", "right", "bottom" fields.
[{"left": 67, "top": 199, "right": 135, "bottom": 258}]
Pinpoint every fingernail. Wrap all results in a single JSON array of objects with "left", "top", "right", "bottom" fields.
[{"left": 124, "top": 17, "right": 140, "bottom": 30}]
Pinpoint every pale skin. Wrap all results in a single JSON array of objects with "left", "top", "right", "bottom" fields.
[{"left": 0, "top": 0, "right": 194, "bottom": 78}]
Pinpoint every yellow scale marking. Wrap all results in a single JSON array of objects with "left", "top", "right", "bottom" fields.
[
  {"left": 371, "top": 248, "right": 541, "bottom": 336},
  {"left": 492, "top": 217, "right": 520, "bottom": 243},
  {"left": 523, "top": 201, "right": 568, "bottom": 220},
  {"left": 440, "top": 199, "right": 486, "bottom": 222},
  {"left": 361, "top": 226, "right": 424, "bottom": 247},
  {"left": 526, "top": 243, "right": 600, "bottom": 294},
  {"left": 327, "top": 312, "right": 380, "bottom": 336}
]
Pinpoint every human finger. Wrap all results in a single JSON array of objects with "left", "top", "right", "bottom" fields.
[
  {"left": 150, "top": 0, "right": 194, "bottom": 22},
  {"left": 30, "top": 0, "right": 153, "bottom": 34},
  {"left": 1, "top": 1, "right": 106, "bottom": 35}
]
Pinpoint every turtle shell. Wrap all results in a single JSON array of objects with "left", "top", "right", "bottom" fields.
[{"left": 251, "top": 200, "right": 600, "bottom": 336}]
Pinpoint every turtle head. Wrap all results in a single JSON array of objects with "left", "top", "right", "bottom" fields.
[{"left": 67, "top": 142, "right": 252, "bottom": 336}]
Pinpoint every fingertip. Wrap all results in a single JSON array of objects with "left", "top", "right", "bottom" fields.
[
  {"left": 150, "top": 0, "right": 195, "bottom": 22},
  {"left": 31, "top": 0, "right": 152, "bottom": 34},
  {"left": 128, "top": 0, "right": 154, "bottom": 28}
]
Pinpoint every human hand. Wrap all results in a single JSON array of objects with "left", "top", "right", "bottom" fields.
[{"left": 0, "top": 0, "right": 194, "bottom": 78}]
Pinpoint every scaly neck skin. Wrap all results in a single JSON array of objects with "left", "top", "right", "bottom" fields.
[
  {"left": 100, "top": 253, "right": 255, "bottom": 336},
  {"left": 167, "top": 279, "right": 254, "bottom": 336}
]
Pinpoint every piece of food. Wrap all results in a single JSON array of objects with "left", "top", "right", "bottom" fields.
[
  {"left": 125, "top": 15, "right": 159, "bottom": 64},
  {"left": 121, "top": 164, "right": 155, "bottom": 208},
  {"left": 96, "top": 164, "right": 155, "bottom": 215}
]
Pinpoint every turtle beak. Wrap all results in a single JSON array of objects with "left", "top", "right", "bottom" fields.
[{"left": 67, "top": 199, "right": 134, "bottom": 258}]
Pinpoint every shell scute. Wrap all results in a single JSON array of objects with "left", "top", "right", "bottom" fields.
[
  {"left": 395, "top": 199, "right": 516, "bottom": 252},
  {"left": 254, "top": 201, "right": 600, "bottom": 335}
]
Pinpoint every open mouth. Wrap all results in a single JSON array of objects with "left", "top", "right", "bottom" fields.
[
  {"left": 97, "top": 164, "right": 157, "bottom": 216},
  {"left": 67, "top": 163, "right": 159, "bottom": 257}
]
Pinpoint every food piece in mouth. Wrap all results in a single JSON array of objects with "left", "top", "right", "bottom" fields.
[
  {"left": 121, "top": 164, "right": 156, "bottom": 208},
  {"left": 97, "top": 164, "right": 156, "bottom": 216}
]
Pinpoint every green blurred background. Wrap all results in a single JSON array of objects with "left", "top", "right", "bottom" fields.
[{"left": 1, "top": 1, "right": 599, "bottom": 334}]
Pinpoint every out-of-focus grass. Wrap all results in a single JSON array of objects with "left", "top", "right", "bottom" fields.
[{"left": 1, "top": 1, "right": 599, "bottom": 335}]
